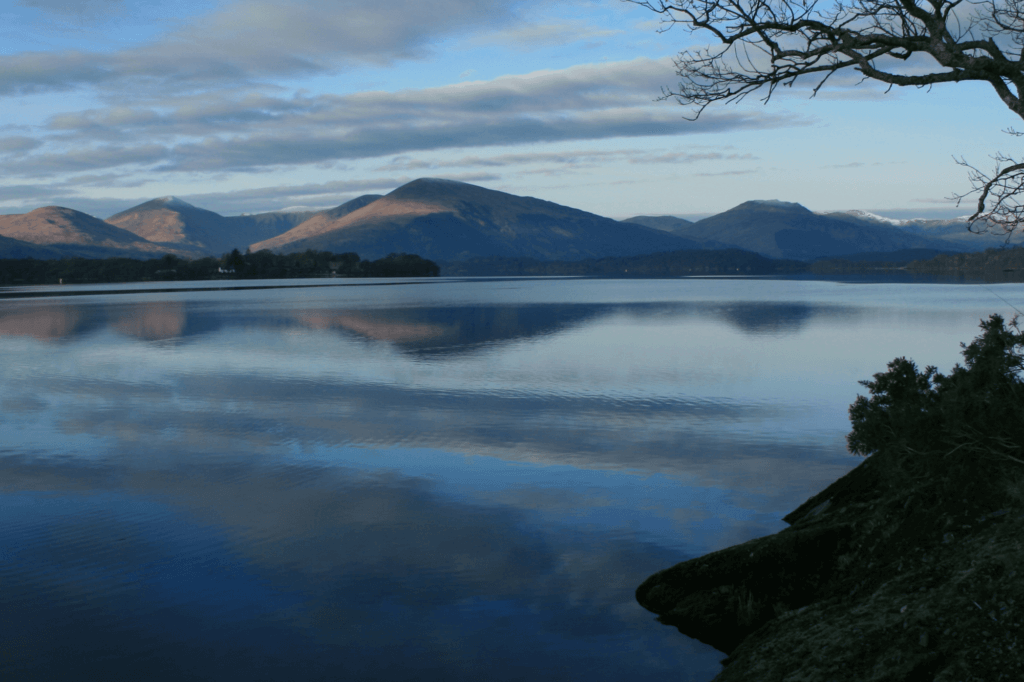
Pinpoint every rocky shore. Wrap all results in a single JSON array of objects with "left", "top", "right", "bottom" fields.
[{"left": 637, "top": 444, "right": 1024, "bottom": 681}]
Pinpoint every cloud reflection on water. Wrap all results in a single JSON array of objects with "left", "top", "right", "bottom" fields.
[
  {"left": 1, "top": 453, "right": 723, "bottom": 681},
  {"left": 2, "top": 277, "right": 1007, "bottom": 681}
]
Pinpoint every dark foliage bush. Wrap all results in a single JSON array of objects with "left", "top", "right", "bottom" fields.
[{"left": 848, "top": 314, "right": 1024, "bottom": 478}]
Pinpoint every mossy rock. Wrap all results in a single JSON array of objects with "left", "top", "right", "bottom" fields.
[{"left": 637, "top": 445, "right": 1024, "bottom": 681}]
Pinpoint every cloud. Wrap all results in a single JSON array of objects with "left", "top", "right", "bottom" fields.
[
  {"left": 0, "top": 136, "right": 43, "bottom": 153},
  {"left": 9, "top": 144, "right": 167, "bottom": 176},
  {"left": 0, "top": 183, "right": 76, "bottom": 203},
  {"left": 377, "top": 156, "right": 438, "bottom": 172},
  {"left": 185, "top": 178, "right": 410, "bottom": 207},
  {"left": 0, "top": 0, "right": 521, "bottom": 97},
  {"left": 0, "top": 173, "right": 507, "bottom": 217},
  {"left": 376, "top": 150, "right": 631, "bottom": 172},
  {"left": 17, "top": 0, "right": 124, "bottom": 18},
  {"left": 154, "top": 110, "right": 777, "bottom": 174},
  {"left": 37, "top": 58, "right": 738, "bottom": 139},
  {"left": 821, "top": 160, "right": 907, "bottom": 170},
  {"left": 470, "top": 22, "right": 623, "bottom": 50},
  {"left": 47, "top": 107, "right": 164, "bottom": 132},
  {"left": 161, "top": 173, "right": 501, "bottom": 214},
  {"left": 5, "top": 58, "right": 806, "bottom": 178},
  {"left": 911, "top": 196, "right": 964, "bottom": 205},
  {"left": 0, "top": 51, "right": 117, "bottom": 96},
  {"left": 632, "top": 19, "right": 662, "bottom": 32},
  {"left": 376, "top": 149, "right": 758, "bottom": 172},
  {"left": 629, "top": 151, "right": 758, "bottom": 164},
  {"left": 693, "top": 168, "right": 760, "bottom": 177}
]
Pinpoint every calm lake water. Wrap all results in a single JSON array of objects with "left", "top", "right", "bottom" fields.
[{"left": 2, "top": 276, "right": 1022, "bottom": 681}]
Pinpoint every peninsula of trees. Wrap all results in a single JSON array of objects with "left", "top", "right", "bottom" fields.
[{"left": 0, "top": 250, "right": 440, "bottom": 286}]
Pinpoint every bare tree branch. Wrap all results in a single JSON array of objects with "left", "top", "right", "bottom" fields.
[
  {"left": 951, "top": 154, "right": 1024, "bottom": 235},
  {"left": 629, "top": 0, "right": 1024, "bottom": 236}
]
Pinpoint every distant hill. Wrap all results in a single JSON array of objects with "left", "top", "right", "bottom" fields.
[
  {"left": 0, "top": 234, "right": 66, "bottom": 259},
  {"left": 823, "top": 210, "right": 1021, "bottom": 250},
  {"left": 107, "top": 197, "right": 271, "bottom": 256},
  {"left": 0, "top": 206, "right": 187, "bottom": 259},
  {"left": 5, "top": 189, "right": 1014, "bottom": 265},
  {"left": 224, "top": 211, "right": 317, "bottom": 243},
  {"left": 668, "top": 200, "right": 960, "bottom": 260},
  {"left": 241, "top": 194, "right": 387, "bottom": 254},
  {"left": 225, "top": 195, "right": 382, "bottom": 252},
  {"left": 621, "top": 215, "right": 693, "bottom": 234},
  {"left": 106, "top": 195, "right": 382, "bottom": 257},
  {"left": 304, "top": 194, "right": 383, "bottom": 221},
  {"left": 621, "top": 215, "right": 736, "bottom": 250},
  {"left": 106, "top": 197, "right": 226, "bottom": 255},
  {"left": 251, "top": 178, "right": 702, "bottom": 261}
]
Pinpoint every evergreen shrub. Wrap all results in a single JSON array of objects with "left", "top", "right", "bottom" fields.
[{"left": 847, "top": 314, "right": 1024, "bottom": 483}]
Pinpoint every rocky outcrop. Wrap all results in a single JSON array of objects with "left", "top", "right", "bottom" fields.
[{"left": 637, "top": 447, "right": 1024, "bottom": 681}]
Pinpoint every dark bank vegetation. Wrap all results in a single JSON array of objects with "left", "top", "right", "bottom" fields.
[
  {"left": 442, "top": 249, "right": 806, "bottom": 277},
  {"left": 442, "top": 247, "right": 1024, "bottom": 282},
  {"left": 637, "top": 316, "right": 1024, "bottom": 682},
  {"left": 805, "top": 248, "right": 1024, "bottom": 282},
  {"left": 904, "top": 246, "right": 1024, "bottom": 281},
  {"left": 807, "top": 249, "right": 960, "bottom": 275},
  {"left": 0, "top": 249, "right": 440, "bottom": 285},
  {"left": 5, "top": 244, "right": 1023, "bottom": 286}
]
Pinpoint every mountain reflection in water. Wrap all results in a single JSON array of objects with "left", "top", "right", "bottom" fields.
[
  {"left": 2, "top": 277, "right": 1018, "bottom": 682},
  {"left": 0, "top": 297, "right": 849, "bottom": 350},
  {"left": 0, "top": 305, "right": 83, "bottom": 340}
]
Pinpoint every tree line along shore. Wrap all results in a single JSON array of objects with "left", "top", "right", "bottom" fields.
[
  {"left": 0, "top": 245, "right": 1021, "bottom": 286},
  {"left": 443, "top": 245, "right": 1024, "bottom": 281},
  {"left": 0, "top": 249, "right": 440, "bottom": 285}
]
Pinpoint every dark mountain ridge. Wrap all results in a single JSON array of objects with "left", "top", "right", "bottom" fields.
[
  {"left": 0, "top": 182, "right": 1005, "bottom": 264},
  {"left": 0, "top": 233, "right": 66, "bottom": 260},
  {"left": 621, "top": 215, "right": 694, "bottom": 234},
  {"left": 668, "top": 200, "right": 963, "bottom": 260},
  {"left": 250, "top": 178, "right": 703, "bottom": 261},
  {"left": 824, "top": 210, "right": 1023, "bottom": 250},
  {"left": 107, "top": 197, "right": 309, "bottom": 256}
]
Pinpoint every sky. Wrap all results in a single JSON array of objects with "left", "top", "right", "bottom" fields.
[{"left": 0, "top": 0, "right": 1020, "bottom": 220}]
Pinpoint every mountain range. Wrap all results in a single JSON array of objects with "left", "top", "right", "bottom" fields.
[
  {"left": 0, "top": 178, "right": 1016, "bottom": 263},
  {"left": 638, "top": 200, "right": 963, "bottom": 261},
  {"left": 105, "top": 196, "right": 321, "bottom": 257},
  {"left": 249, "top": 178, "right": 699, "bottom": 261},
  {"left": 0, "top": 206, "right": 196, "bottom": 259}
]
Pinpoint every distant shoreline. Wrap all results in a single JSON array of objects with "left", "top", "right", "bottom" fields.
[
  {"left": 3, "top": 245, "right": 1023, "bottom": 291},
  {"left": 0, "top": 278, "right": 453, "bottom": 300},
  {"left": 0, "top": 250, "right": 440, "bottom": 287},
  {"left": 439, "top": 246, "right": 1024, "bottom": 283}
]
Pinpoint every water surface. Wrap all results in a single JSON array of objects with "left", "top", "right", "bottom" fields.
[{"left": 2, "top": 276, "right": 1020, "bottom": 681}]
